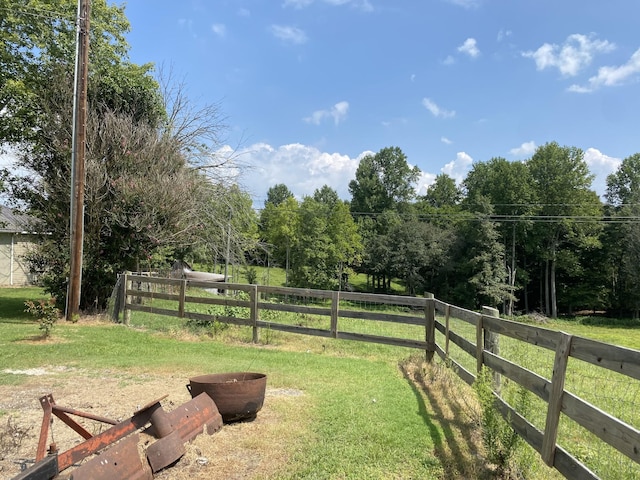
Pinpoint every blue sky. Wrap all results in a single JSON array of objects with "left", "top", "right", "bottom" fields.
[{"left": 115, "top": 1, "right": 640, "bottom": 203}]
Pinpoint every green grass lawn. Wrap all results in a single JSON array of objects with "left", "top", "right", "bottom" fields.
[
  {"left": 5, "top": 286, "right": 640, "bottom": 479},
  {"left": 0, "top": 287, "right": 443, "bottom": 479},
  {"left": 193, "top": 263, "right": 407, "bottom": 294}
]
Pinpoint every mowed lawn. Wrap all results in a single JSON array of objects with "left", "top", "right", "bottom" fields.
[
  {"left": 4, "top": 286, "right": 640, "bottom": 478},
  {"left": 0, "top": 287, "right": 447, "bottom": 479}
]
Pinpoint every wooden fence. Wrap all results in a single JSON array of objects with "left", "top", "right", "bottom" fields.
[{"left": 120, "top": 274, "right": 640, "bottom": 480}]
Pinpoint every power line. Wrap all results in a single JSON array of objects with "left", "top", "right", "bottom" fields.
[{"left": 257, "top": 207, "right": 640, "bottom": 224}]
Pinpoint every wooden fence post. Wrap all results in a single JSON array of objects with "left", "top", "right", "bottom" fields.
[
  {"left": 178, "top": 279, "right": 186, "bottom": 318},
  {"left": 251, "top": 284, "right": 259, "bottom": 343},
  {"left": 123, "top": 272, "right": 131, "bottom": 325},
  {"left": 542, "top": 332, "right": 573, "bottom": 467},
  {"left": 482, "top": 306, "right": 500, "bottom": 391},
  {"left": 330, "top": 291, "right": 339, "bottom": 338},
  {"left": 475, "top": 314, "right": 483, "bottom": 373},
  {"left": 425, "top": 293, "right": 435, "bottom": 362},
  {"left": 444, "top": 304, "right": 451, "bottom": 358}
]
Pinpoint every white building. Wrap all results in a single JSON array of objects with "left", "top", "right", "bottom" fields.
[{"left": 0, "top": 206, "right": 37, "bottom": 286}]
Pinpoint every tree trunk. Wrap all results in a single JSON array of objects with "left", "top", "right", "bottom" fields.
[
  {"left": 550, "top": 257, "right": 557, "bottom": 318},
  {"left": 285, "top": 242, "right": 290, "bottom": 287},
  {"left": 523, "top": 252, "right": 529, "bottom": 313},
  {"left": 544, "top": 261, "right": 550, "bottom": 316},
  {"left": 508, "top": 224, "right": 516, "bottom": 316}
]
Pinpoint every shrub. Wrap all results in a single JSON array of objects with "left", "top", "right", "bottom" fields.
[
  {"left": 24, "top": 297, "right": 61, "bottom": 337},
  {"left": 474, "top": 367, "right": 530, "bottom": 477},
  {"left": 243, "top": 266, "right": 258, "bottom": 284}
]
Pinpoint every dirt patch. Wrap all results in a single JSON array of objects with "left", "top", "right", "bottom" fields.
[{"left": 0, "top": 368, "right": 305, "bottom": 479}]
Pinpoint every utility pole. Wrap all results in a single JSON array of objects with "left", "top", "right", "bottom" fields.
[
  {"left": 224, "top": 207, "right": 232, "bottom": 293},
  {"left": 67, "top": 0, "right": 91, "bottom": 320}
]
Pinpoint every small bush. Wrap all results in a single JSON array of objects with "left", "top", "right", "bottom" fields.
[
  {"left": 244, "top": 266, "right": 258, "bottom": 284},
  {"left": 24, "top": 297, "right": 60, "bottom": 337},
  {"left": 186, "top": 291, "right": 249, "bottom": 336},
  {"left": 474, "top": 367, "right": 529, "bottom": 477}
]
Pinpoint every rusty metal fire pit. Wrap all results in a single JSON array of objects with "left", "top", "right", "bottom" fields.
[{"left": 187, "top": 372, "right": 267, "bottom": 422}]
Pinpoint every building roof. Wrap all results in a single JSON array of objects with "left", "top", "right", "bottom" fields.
[{"left": 0, "top": 205, "right": 32, "bottom": 233}]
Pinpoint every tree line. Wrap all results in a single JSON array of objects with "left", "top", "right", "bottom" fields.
[{"left": 260, "top": 145, "right": 640, "bottom": 319}]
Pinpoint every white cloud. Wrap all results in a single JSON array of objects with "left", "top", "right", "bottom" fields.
[
  {"left": 497, "top": 29, "right": 512, "bottom": 42},
  {"left": 568, "top": 48, "right": 640, "bottom": 93},
  {"left": 585, "top": 147, "right": 620, "bottom": 171},
  {"left": 442, "top": 152, "right": 474, "bottom": 184},
  {"left": 441, "top": 137, "right": 453, "bottom": 145},
  {"left": 509, "top": 141, "right": 537, "bottom": 157},
  {"left": 442, "top": 55, "right": 456, "bottom": 66},
  {"left": 584, "top": 148, "right": 621, "bottom": 197},
  {"left": 269, "top": 25, "right": 308, "bottom": 45},
  {"left": 458, "top": 38, "right": 480, "bottom": 58},
  {"left": 238, "top": 8, "right": 251, "bottom": 16},
  {"left": 211, "top": 24, "right": 226, "bottom": 37},
  {"left": 415, "top": 172, "right": 437, "bottom": 195},
  {"left": 227, "top": 142, "right": 362, "bottom": 203},
  {"left": 422, "top": 98, "right": 455, "bottom": 118},
  {"left": 522, "top": 34, "right": 615, "bottom": 77},
  {"left": 304, "top": 101, "right": 350, "bottom": 125}
]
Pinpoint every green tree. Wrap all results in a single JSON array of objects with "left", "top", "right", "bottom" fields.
[
  {"left": 261, "top": 196, "right": 299, "bottom": 285},
  {"left": 313, "top": 184, "right": 340, "bottom": 209},
  {"left": 349, "top": 146, "right": 420, "bottom": 214},
  {"left": 326, "top": 199, "right": 363, "bottom": 290},
  {"left": 387, "top": 219, "right": 449, "bottom": 295},
  {"left": 605, "top": 153, "right": 640, "bottom": 316},
  {"left": 0, "top": 0, "right": 164, "bottom": 143},
  {"left": 462, "top": 158, "right": 534, "bottom": 313},
  {"left": 290, "top": 188, "right": 362, "bottom": 289},
  {"left": 349, "top": 146, "right": 420, "bottom": 291},
  {"left": 356, "top": 210, "right": 402, "bottom": 292},
  {"left": 265, "top": 183, "right": 294, "bottom": 207},
  {"left": 527, "top": 142, "right": 602, "bottom": 318},
  {"left": 4, "top": 1, "right": 233, "bottom": 311},
  {"left": 186, "top": 184, "right": 259, "bottom": 274},
  {"left": 422, "top": 173, "right": 461, "bottom": 208}
]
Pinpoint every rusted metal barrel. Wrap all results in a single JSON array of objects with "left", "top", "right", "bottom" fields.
[{"left": 187, "top": 372, "right": 266, "bottom": 422}]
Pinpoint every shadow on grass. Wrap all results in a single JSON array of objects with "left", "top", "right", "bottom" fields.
[
  {"left": 0, "top": 296, "right": 34, "bottom": 323},
  {"left": 400, "top": 358, "right": 494, "bottom": 480},
  {"left": 577, "top": 316, "right": 640, "bottom": 328}
]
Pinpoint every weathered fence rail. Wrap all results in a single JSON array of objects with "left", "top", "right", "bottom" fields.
[{"left": 120, "top": 274, "right": 640, "bottom": 480}]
